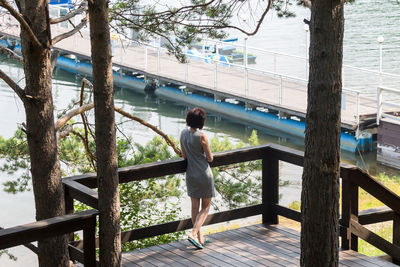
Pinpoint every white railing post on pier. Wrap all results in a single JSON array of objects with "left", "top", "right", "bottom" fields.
[
  {"left": 377, "top": 36, "right": 384, "bottom": 87},
  {"left": 214, "top": 57, "right": 218, "bottom": 89},
  {"left": 377, "top": 86, "right": 383, "bottom": 126},
  {"left": 244, "top": 37, "right": 248, "bottom": 96},
  {"left": 120, "top": 40, "right": 123, "bottom": 64},
  {"left": 214, "top": 44, "right": 218, "bottom": 89},
  {"left": 157, "top": 47, "right": 160, "bottom": 73},
  {"left": 356, "top": 92, "right": 360, "bottom": 137},
  {"left": 185, "top": 47, "right": 188, "bottom": 81},
  {"left": 304, "top": 24, "right": 309, "bottom": 80},
  {"left": 279, "top": 76, "right": 283, "bottom": 105},
  {"left": 144, "top": 46, "right": 148, "bottom": 70}
]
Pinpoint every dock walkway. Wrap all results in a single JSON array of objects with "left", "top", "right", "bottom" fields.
[
  {"left": 122, "top": 224, "right": 397, "bottom": 267},
  {"left": 1, "top": 12, "right": 399, "bottom": 131}
]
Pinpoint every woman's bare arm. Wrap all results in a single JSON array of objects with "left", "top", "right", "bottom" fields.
[{"left": 200, "top": 133, "right": 213, "bottom": 163}]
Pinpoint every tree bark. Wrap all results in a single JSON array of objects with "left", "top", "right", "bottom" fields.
[
  {"left": 300, "top": 1, "right": 344, "bottom": 267},
  {"left": 88, "top": 0, "right": 121, "bottom": 266},
  {"left": 19, "top": 0, "right": 69, "bottom": 266}
]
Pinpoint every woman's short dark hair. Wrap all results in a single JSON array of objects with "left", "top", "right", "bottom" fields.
[{"left": 186, "top": 107, "right": 206, "bottom": 129}]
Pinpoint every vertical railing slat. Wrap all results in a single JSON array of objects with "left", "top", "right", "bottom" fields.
[
  {"left": 262, "top": 149, "right": 279, "bottom": 225},
  {"left": 83, "top": 216, "right": 97, "bottom": 267},
  {"left": 393, "top": 212, "right": 400, "bottom": 264},
  {"left": 64, "top": 187, "right": 75, "bottom": 243},
  {"left": 341, "top": 168, "right": 359, "bottom": 251}
]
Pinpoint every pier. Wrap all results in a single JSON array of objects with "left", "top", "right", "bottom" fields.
[{"left": 1, "top": 8, "right": 400, "bottom": 153}]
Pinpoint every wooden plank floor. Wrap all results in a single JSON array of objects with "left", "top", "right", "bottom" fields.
[
  {"left": 1, "top": 17, "right": 399, "bottom": 130},
  {"left": 122, "top": 224, "right": 398, "bottom": 267}
]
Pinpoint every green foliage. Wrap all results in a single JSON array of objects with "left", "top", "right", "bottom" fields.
[
  {"left": 0, "top": 127, "right": 97, "bottom": 193},
  {"left": 0, "top": 249, "right": 17, "bottom": 261},
  {"left": 0, "top": 129, "right": 31, "bottom": 193},
  {"left": 358, "top": 223, "right": 392, "bottom": 256},
  {"left": 376, "top": 172, "right": 400, "bottom": 183},
  {"left": 58, "top": 128, "right": 96, "bottom": 175},
  {"left": 119, "top": 181, "right": 183, "bottom": 250},
  {"left": 210, "top": 130, "right": 262, "bottom": 209},
  {"left": 128, "top": 136, "right": 174, "bottom": 165},
  {"left": 289, "top": 201, "right": 301, "bottom": 211},
  {"left": 357, "top": 173, "right": 399, "bottom": 257},
  {"left": 273, "top": 0, "right": 296, "bottom": 18},
  {"left": 109, "top": 1, "right": 302, "bottom": 62},
  {"left": 110, "top": 0, "right": 232, "bottom": 62}
]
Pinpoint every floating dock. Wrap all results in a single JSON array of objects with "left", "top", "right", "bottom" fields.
[{"left": 1, "top": 12, "right": 399, "bottom": 153}]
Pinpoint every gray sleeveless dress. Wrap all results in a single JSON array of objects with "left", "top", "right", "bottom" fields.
[{"left": 180, "top": 128, "right": 215, "bottom": 198}]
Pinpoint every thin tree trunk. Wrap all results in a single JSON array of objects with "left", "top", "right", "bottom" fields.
[
  {"left": 88, "top": 0, "right": 121, "bottom": 266},
  {"left": 19, "top": 0, "right": 69, "bottom": 266},
  {"left": 300, "top": 1, "right": 344, "bottom": 266}
]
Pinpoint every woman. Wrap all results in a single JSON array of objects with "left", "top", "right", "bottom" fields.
[{"left": 180, "top": 107, "right": 214, "bottom": 249}]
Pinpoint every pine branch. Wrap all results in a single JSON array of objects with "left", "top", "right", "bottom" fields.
[
  {"left": 50, "top": 49, "right": 60, "bottom": 74},
  {"left": 0, "top": 0, "right": 42, "bottom": 48},
  {"left": 55, "top": 103, "right": 95, "bottom": 131},
  {"left": 80, "top": 78, "right": 96, "bottom": 158},
  {"left": 0, "top": 46, "right": 23, "bottom": 64},
  {"left": 58, "top": 125, "right": 74, "bottom": 139},
  {"left": 112, "top": 0, "right": 272, "bottom": 37},
  {"left": 52, "top": 14, "right": 89, "bottom": 45},
  {"left": 70, "top": 129, "right": 97, "bottom": 171},
  {"left": 301, "top": 0, "right": 312, "bottom": 8},
  {"left": 0, "top": 69, "right": 26, "bottom": 101},
  {"left": 55, "top": 78, "right": 182, "bottom": 157},
  {"left": 50, "top": 3, "right": 88, "bottom": 24},
  {"left": 114, "top": 106, "right": 182, "bottom": 156}
]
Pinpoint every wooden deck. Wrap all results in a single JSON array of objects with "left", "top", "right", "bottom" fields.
[
  {"left": 1, "top": 14, "right": 399, "bottom": 131},
  {"left": 122, "top": 224, "right": 398, "bottom": 267}
]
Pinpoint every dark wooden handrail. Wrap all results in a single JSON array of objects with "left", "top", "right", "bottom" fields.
[
  {"left": 351, "top": 168, "right": 400, "bottom": 214},
  {"left": 63, "top": 144, "right": 271, "bottom": 188},
  {"left": 0, "top": 210, "right": 99, "bottom": 266}
]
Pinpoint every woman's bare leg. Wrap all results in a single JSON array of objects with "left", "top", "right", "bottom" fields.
[
  {"left": 190, "top": 198, "right": 212, "bottom": 244},
  {"left": 190, "top": 197, "right": 200, "bottom": 226},
  {"left": 188, "top": 197, "right": 200, "bottom": 240}
]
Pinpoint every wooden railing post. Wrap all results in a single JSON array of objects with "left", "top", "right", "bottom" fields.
[
  {"left": 64, "top": 187, "right": 75, "bottom": 243},
  {"left": 83, "top": 216, "right": 97, "bottom": 267},
  {"left": 393, "top": 212, "right": 400, "bottom": 264},
  {"left": 341, "top": 169, "right": 359, "bottom": 251},
  {"left": 262, "top": 150, "right": 279, "bottom": 225}
]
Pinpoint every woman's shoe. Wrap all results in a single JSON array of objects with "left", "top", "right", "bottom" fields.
[{"left": 188, "top": 237, "right": 204, "bottom": 249}]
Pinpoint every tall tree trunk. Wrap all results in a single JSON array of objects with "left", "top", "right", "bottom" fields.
[
  {"left": 88, "top": 0, "right": 121, "bottom": 266},
  {"left": 19, "top": 1, "right": 69, "bottom": 266},
  {"left": 300, "top": 1, "right": 344, "bottom": 267}
]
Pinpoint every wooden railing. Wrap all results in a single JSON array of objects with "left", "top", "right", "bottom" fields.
[
  {"left": 0, "top": 210, "right": 98, "bottom": 266},
  {"left": 340, "top": 166, "right": 400, "bottom": 264},
  {"left": 63, "top": 143, "right": 400, "bottom": 263},
  {"left": 1, "top": 143, "right": 400, "bottom": 265}
]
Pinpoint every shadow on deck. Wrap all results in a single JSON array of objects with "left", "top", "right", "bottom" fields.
[{"left": 122, "top": 224, "right": 397, "bottom": 267}]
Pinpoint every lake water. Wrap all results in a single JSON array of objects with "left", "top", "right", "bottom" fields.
[{"left": 1, "top": 1, "right": 400, "bottom": 265}]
